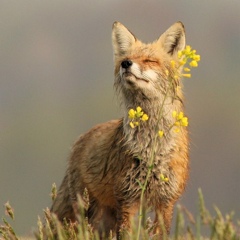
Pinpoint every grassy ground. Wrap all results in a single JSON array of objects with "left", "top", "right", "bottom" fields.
[{"left": 1, "top": 189, "right": 239, "bottom": 240}]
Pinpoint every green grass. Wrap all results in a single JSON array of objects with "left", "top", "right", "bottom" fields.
[{"left": 1, "top": 189, "right": 240, "bottom": 240}]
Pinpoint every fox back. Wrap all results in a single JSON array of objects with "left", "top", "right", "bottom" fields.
[{"left": 51, "top": 21, "right": 189, "bottom": 239}]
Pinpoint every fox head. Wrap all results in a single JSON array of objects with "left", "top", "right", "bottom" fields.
[{"left": 112, "top": 21, "right": 186, "bottom": 110}]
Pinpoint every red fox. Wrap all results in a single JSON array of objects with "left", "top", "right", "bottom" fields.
[{"left": 51, "top": 21, "right": 189, "bottom": 239}]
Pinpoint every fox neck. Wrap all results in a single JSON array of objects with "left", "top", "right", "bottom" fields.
[{"left": 122, "top": 93, "right": 182, "bottom": 159}]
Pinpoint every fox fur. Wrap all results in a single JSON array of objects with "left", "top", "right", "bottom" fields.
[{"left": 51, "top": 21, "right": 189, "bottom": 239}]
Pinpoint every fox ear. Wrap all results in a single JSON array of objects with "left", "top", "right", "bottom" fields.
[
  {"left": 112, "top": 22, "right": 136, "bottom": 56},
  {"left": 158, "top": 22, "right": 185, "bottom": 56}
]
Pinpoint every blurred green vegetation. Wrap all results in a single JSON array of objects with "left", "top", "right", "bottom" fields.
[{"left": 1, "top": 189, "right": 240, "bottom": 239}]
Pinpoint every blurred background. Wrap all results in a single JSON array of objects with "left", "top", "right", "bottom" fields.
[{"left": 1, "top": 0, "right": 240, "bottom": 236}]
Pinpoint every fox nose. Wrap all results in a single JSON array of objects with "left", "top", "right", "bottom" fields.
[{"left": 121, "top": 60, "right": 133, "bottom": 69}]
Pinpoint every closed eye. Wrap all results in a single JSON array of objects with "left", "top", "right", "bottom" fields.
[{"left": 143, "top": 59, "right": 158, "bottom": 64}]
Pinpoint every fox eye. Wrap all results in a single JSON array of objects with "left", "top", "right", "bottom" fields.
[{"left": 143, "top": 59, "right": 158, "bottom": 64}]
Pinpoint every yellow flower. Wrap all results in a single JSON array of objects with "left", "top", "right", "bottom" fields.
[
  {"left": 160, "top": 173, "right": 169, "bottom": 182},
  {"left": 128, "top": 106, "right": 149, "bottom": 128},
  {"left": 179, "top": 59, "right": 187, "bottom": 66},
  {"left": 172, "top": 110, "right": 189, "bottom": 128},
  {"left": 170, "top": 60, "right": 176, "bottom": 68},
  {"left": 177, "top": 112, "right": 184, "bottom": 120},
  {"left": 158, "top": 130, "right": 164, "bottom": 138},
  {"left": 181, "top": 117, "right": 188, "bottom": 127},
  {"left": 136, "top": 106, "right": 142, "bottom": 113},
  {"left": 176, "top": 86, "right": 181, "bottom": 92},
  {"left": 134, "top": 121, "right": 139, "bottom": 127},
  {"left": 172, "top": 110, "right": 177, "bottom": 118},
  {"left": 128, "top": 109, "right": 136, "bottom": 119},
  {"left": 189, "top": 60, "right": 198, "bottom": 67},
  {"left": 176, "top": 45, "right": 200, "bottom": 77},
  {"left": 129, "top": 121, "right": 139, "bottom": 128},
  {"left": 182, "top": 73, "right": 191, "bottom": 78},
  {"left": 174, "top": 127, "right": 180, "bottom": 133},
  {"left": 185, "top": 45, "right": 191, "bottom": 54},
  {"left": 174, "top": 75, "right": 179, "bottom": 80},
  {"left": 174, "top": 121, "right": 180, "bottom": 126},
  {"left": 141, "top": 114, "right": 149, "bottom": 121},
  {"left": 129, "top": 122, "right": 135, "bottom": 128},
  {"left": 193, "top": 54, "right": 201, "bottom": 61},
  {"left": 165, "top": 69, "right": 169, "bottom": 76},
  {"left": 136, "top": 106, "right": 143, "bottom": 117},
  {"left": 178, "top": 51, "right": 183, "bottom": 58}
]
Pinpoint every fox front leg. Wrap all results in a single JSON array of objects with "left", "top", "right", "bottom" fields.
[
  {"left": 154, "top": 202, "right": 174, "bottom": 238},
  {"left": 116, "top": 204, "right": 139, "bottom": 240}
]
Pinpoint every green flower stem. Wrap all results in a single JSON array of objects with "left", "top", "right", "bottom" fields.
[{"left": 136, "top": 73, "right": 175, "bottom": 240}]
